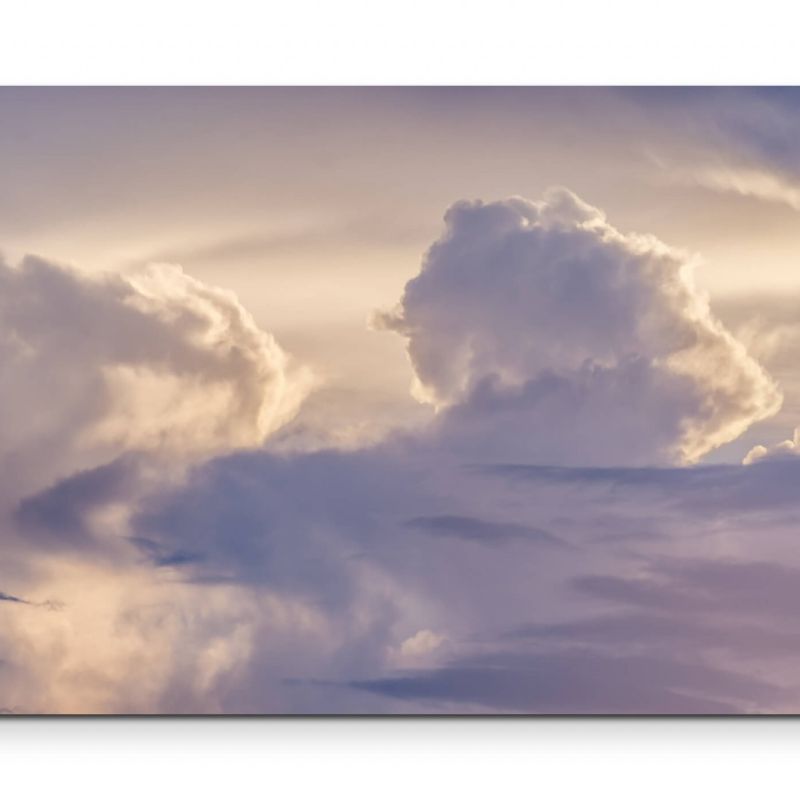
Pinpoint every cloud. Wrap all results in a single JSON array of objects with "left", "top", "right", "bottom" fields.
[
  {"left": 572, "top": 558, "right": 800, "bottom": 620},
  {"left": 377, "top": 188, "right": 780, "bottom": 465},
  {"left": 404, "top": 515, "right": 566, "bottom": 548},
  {"left": 0, "top": 592, "right": 28, "bottom": 604},
  {"left": 349, "top": 650, "right": 786, "bottom": 714},
  {"left": 628, "top": 88, "right": 800, "bottom": 204},
  {"left": 8, "top": 410, "right": 800, "bottom": 712},
  {"left": 509, "top": 613, "right": 800, "bottom": 657},
  {"left": 13, "top": 457, "right": 136, "bottom": 549},
  {"left": 0, "top": 255, "right": 312, "bottom": 502},
  {"left": 397, "top": 629, "right": 446, "bottom": 658},
  {"left": 2, "top": 191, "right": 800, "bottom": 714},
  {"left": 110, "top": 445, "right": 800, "bottom": 713},
  {"left": 480, "top": 458, "right": 800, "bottom": 521},
  {"left": 744, "top": 427, "right": 800, "bottom": 464},
  {"left": 0, "top": 253, "right": 321, "bottom": 712},
  {"left": 690, "top": 165, "right": 800, "bottom": 211}
]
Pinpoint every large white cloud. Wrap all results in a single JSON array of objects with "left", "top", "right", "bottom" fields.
[
  {"left": 0, "top": 255, "right": 312, "bottom": 497},
  {"left": 377, "top": 188, "right": 781, "bottom": 465},
  {"left": 0, "top": 253, "right": 318, "bottom": 712}
]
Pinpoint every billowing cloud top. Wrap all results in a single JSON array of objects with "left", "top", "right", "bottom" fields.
[
  {"left": 377, "top": 189, "right": 781, "bottom": 465},
  {"left": 0, "top": 256, "right": 311, "bottom": 494},
  {"left": 744, "top": 427, "right": 800, "bottom": 464}
]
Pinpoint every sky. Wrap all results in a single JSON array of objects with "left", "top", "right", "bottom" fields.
[{"left": 3, "top": 87, "right": 800, "bottom": 713}]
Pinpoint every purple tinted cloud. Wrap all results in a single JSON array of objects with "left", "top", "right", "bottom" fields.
[{"left": 2, "top": 187, "right": 800, "bottom": 713}]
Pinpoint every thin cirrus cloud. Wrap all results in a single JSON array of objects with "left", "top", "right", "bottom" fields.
[
  {"left": 692, "top": 165, "right": 800, "bottom": 211},
  {"left": 3, "top": 187, "right": 800, "bottom": 713}
]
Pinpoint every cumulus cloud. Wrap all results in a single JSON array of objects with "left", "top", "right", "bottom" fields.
[
  {"left": 0, "top": 255, "right": 312, "bottom": 498},
  {"left": 377, "top": 188, "right": 780, "bottom": 465},
  {"left": 744, "top": 427, "right": 800, "bottom": 464},
  {"left": 0, "top": 253, "right": 319, "bottom": 712},
  {"left": 3, "top": 191, "right": 800, "bottom": 715}
]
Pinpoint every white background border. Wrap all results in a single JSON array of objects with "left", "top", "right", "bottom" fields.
[
  {"left": 2, "top": 718, "right": 799, "bottom": 798},
  {"left": 3, "top": 0, "right": 800, "bottom": 794},
  {"left": 1, "top": 0, "right": 799, "bottom": 85}
]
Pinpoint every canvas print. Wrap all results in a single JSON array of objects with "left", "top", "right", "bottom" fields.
[{"left": 3, "top": 87, "right": 800, "bottom": 715}]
